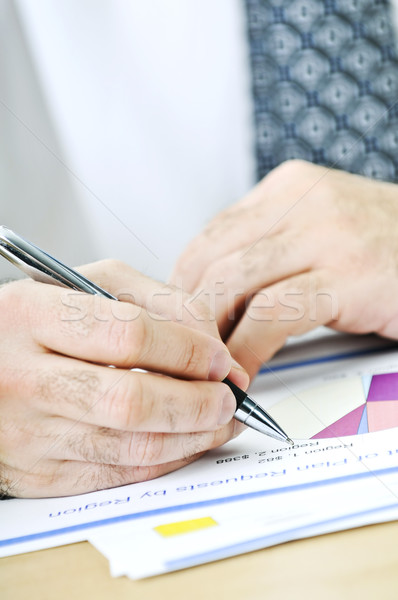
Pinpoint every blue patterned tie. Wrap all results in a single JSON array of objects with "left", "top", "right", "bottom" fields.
[{"left": 245, "top": 0, "right": 398, "bottom": 182}]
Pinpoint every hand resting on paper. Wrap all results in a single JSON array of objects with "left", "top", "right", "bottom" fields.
[
  {"left": 0, "top": 261, "right": 248, "bottom": 498},
  {"left": 172, "top": 159, "right": 398, "bottom": 380}
]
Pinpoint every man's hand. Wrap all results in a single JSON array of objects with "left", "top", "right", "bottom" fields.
[
  {"left": 172, "top": 159, "right": 398, "bottom": 379},
  {"left": 0, "top": 261, "right": 248, "bottom": 498}
]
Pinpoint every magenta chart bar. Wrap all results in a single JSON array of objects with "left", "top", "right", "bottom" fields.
[
  {"left": 312, "top": 404, "right": 365, "bottom": 439},
  {"left": 367, "top": 372, "right": 398, "bottom": 402},
  {"left": 309, "top": 373, "right": 398, "bottom": 440}
]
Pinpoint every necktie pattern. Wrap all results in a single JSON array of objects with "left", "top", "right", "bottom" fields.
[{"left": 245, "top": 0, "right": 398, "bottom": 182}]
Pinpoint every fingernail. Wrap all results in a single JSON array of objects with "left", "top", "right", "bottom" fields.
[
  {"left": 208, "top": 350, "right": 231, "bottom": 381},
  {"left": 218, "top": 390, "right": 236, "bottom": 426}
]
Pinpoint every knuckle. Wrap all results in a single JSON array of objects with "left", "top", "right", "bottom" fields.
[
  {"left": 190, "top": 389, "right": 215, "bottom": 428},
  {"left": 93, "top": 258, "right": 129, "bottom": 276},
  {"left": 131, "top": 432, "right": 165, "bottom": 465},
  {"left": 106, "top": 318, "right": 130, "bottom": 358},
  {"left": 180, "top": 290, "right": 218, "bottom": 336},
  {"left": 58, "top": 295, "right": 94, "bottom": 339},
  {"left": 202, "top": 211, "right": 228, "bottom": 241},
  {"left": 276, "top": 158, "right": 307, "bottom": 177},
  {"left": 201, "top": 261, "right": 225, "bottom": 286},
  {"left": 264, "top": 159, "right": 309, "bottom": 189},
  {"left": 106, "top": 375, "right": 148, "bottom": 430},
  {"left": 190, "top": 297, "right": 212, "bottom": 322},
  {"left": 178, "top": 339, "right": 202, "bottom": 376},
  {"left": 127, "top": 317, "right": 150, "bottom": 365},
  {"left": 173, "top": 253, "right": 192, "bottom": 277},
  {"left": 106, "top": 315, "right": 147, "bottom": 366}
]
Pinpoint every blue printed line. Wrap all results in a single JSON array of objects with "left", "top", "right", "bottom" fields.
[
  {"left": 2, "top": 464, "right": 398, "bottom": 548},
  {"left": 164, "top": 502, "right": 398, "bottom": 571},
  {"left": 259, "top": 344, "right": 397, "bottom": 374}
]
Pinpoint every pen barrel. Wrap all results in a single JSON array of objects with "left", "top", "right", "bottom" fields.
[
  {"left": 234, "top": 397, "right": 290, "bottom": 441},
  {"left": 222, "top": 378, "right": 247, "bottom": 409},
  {"left": 223, "top": 377, "right": 291, "bottom": 442},
  {"left": 223, "top": 377, "right": 273, "bottom": 431}
]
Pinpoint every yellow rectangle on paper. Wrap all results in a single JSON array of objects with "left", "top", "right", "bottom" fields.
[{"left": 154, "top": 517, "right": 218, "bottom": 538}]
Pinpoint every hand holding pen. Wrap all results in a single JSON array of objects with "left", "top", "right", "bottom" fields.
[{"left": 0, "top": 227, "right": 292, "bottom": 499}]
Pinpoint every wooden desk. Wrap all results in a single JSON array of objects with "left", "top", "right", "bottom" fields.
[{"left": 2, "top": 521, "right": 398, "bottom": 600}]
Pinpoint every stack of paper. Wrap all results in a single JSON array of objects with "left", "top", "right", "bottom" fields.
[{"left": 1, "top": 330, "right": 398, "bottom": 579}]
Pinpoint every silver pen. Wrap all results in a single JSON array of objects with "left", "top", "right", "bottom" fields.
[{"left": 0, "top": 225, "right": 293, "bottom": 445}]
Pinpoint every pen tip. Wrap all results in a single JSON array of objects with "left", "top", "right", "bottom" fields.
[{"left": 286, "top": 438, "right": 294, "bottom": 446}]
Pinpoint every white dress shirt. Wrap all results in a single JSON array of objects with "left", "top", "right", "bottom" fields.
[{"left": 1, "top": 0, "right": 254, "bottom": 281}]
